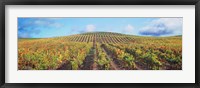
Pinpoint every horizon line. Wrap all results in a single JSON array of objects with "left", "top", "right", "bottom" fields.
[{"left": 18, "top": 31, "right": 182, "bottom": 39}]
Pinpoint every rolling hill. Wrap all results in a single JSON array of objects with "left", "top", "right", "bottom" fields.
[
  {"left": 63, "top": 32, "right": 134, "bottom": 43},
  {"left": 48, "top": 32, "right": 181, "bottom": 44},
  {"left": 18, "top": 32, "right": 182, "bottom": 70}
]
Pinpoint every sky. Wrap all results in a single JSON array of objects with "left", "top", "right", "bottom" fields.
[{"left": 18, "top": 17, "right": 183, "bottom": 38}]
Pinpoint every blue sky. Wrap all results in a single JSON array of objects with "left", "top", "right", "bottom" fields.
[{"left": 18, "top": 17, "right": 182, "bottom": 38}]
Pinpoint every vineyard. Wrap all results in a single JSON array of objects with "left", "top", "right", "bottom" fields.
[{"left": 18, "top": 32, "right": 182, "bottom": 70}]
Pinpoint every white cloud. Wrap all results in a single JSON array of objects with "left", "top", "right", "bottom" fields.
[
  {"left": 34, "top": 20, "right": 62, "bottom": 28},
  {"left": 124, "top": 24, "right": 134, "bottom": 32},
  {"left": 139, "top": 18, "right": 183, "bottom": 36},
  {"left": 50, "top": 23, "right": 62, "bottom": 28},
  {"left": 86, "top": 24, "right": 96, "bottom": 32}
]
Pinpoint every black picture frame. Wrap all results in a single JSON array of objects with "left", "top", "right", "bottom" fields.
[{"left": 0, "top": 0, "right": 199, "bottom": 88}]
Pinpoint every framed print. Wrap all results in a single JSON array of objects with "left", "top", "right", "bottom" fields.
[{"left": 0, "top": 0, "right": 200, "bottom": 88}]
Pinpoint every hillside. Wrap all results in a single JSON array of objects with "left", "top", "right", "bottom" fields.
[
  {"left": 50, "top": 32, "right": 181, "bottom": 44},
  {"left": 18, "top": 32, "right": 182, "bottom": 44},
  {"left": 18, "top": 32, "right": 182, "bottom": 70},
  {"left": 19, "top": 32, "right": 182, "bottom": 44},
  {"left": 63, "top": 32, "right": 134, "bottom": 43}
]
